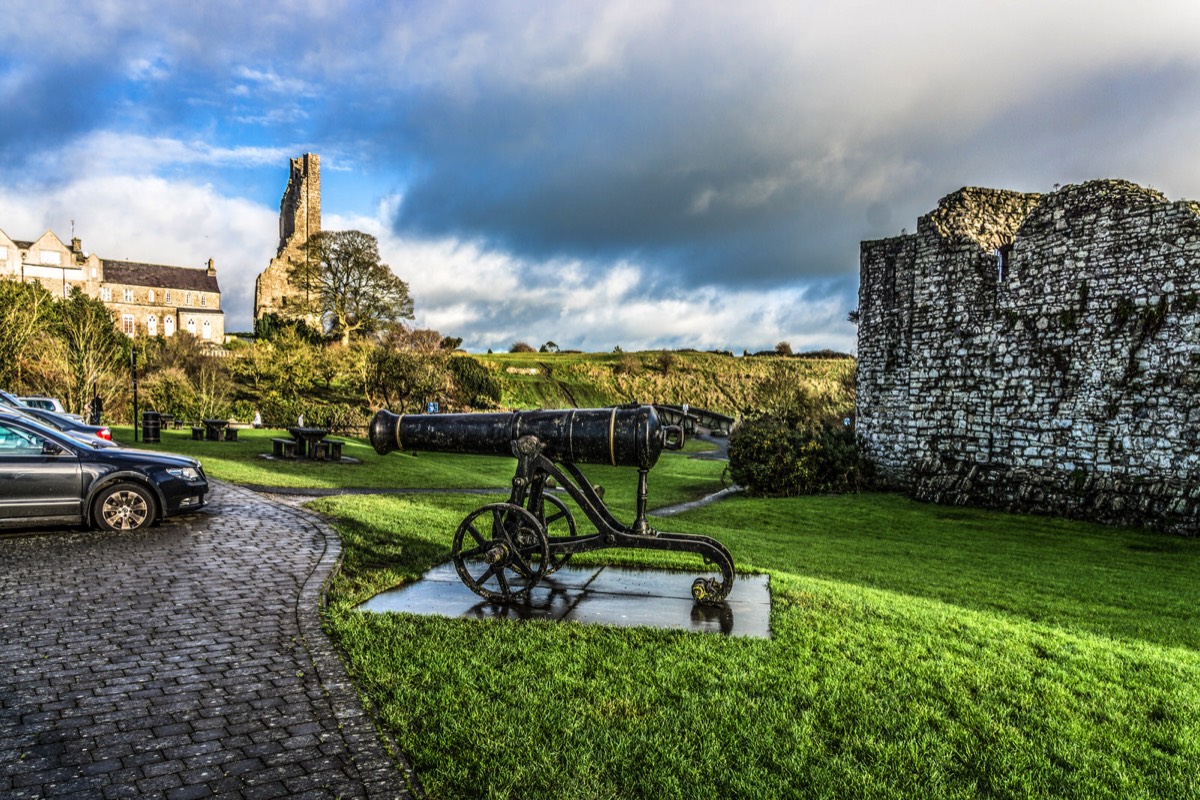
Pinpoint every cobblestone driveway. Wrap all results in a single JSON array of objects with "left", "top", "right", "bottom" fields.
[{"left": 0, "top": 481, "right": 415, "bottom": 799}]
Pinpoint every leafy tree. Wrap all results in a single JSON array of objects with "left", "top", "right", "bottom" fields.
[
  {"left": 510, "top": 341, "right": 535, "bottom": 353},
  {"left": 292, "top": 230, "right": 414, "bottom": 345},
  {"left": 440, "top": 336, "right": 464, "bottom": 351},
  {"left": 382, "top": 325, "right": 445, "bottom": 353},
  {"left": 775, "top": 341, "right": 793, "bottom": 356},
  {"left": 366, "top": 349, "right": 447, "bottom": 412},
  {"left": 254, "top": 311, "right": 324, "bottom": 344},
  {"left": 539, "top": 341, "right": 559, "bottom": 353}
]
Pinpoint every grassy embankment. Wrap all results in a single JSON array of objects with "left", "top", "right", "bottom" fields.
[
  {"left": 475, "top": 350, "right": 854, "bottom": 416},
  {"left": 131, "top": 424, "right": 1200, "bottom": 799}
]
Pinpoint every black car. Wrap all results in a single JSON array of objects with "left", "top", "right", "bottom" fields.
[
  {"left": 0, "top": 410, "right": 208, "bottom": 531},
  {"left": 14, "top": 405, "right": 115, "bottom": 445}
]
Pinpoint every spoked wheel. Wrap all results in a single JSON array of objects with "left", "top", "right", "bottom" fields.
[
  {"left": 530, "top": 492, "right": 578, "bottom": 575},
  {"left": 94, "top": 483, "right": 157, "bottom": 531},
  {"left": 453, "top": 503, "right": 549, "bottom": 603}
]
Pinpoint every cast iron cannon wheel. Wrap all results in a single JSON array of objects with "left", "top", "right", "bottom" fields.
[
  {"left": 93, "top": 482, "right": 157, "bottom": 531},
  {"left": 531, "top": 493, "right": 578, "bottom": 575},
  {"left": 453, "top": 503, "right": 549, "bottom": 603}
]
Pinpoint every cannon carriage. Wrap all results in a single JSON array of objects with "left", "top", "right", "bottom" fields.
[{"left": 369, "top": 404, "right": 735, "bottom": 606}]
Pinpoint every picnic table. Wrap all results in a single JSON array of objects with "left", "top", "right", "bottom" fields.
[
  {"left": 202, "top": 419, "right": 238, "bottom": 441},
  {"left": 282, "top": 427, "right": 343, "bottom": 461}
]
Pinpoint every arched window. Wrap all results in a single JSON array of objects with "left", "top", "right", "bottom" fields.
[
  {"left": 164, "top": 316, "right": 175, "bottom": 336},
  {"left": 147, "top": 315, "right": 157, "bottom": 337},
  {"left": 201, "top": 320, "right": 211, "bottom": 340},
  {"left": 186, "top": 317, "right": 196, "bottom": 335},
  {"left": 148, "top": 289, "right": 155, "bottom": 303}
]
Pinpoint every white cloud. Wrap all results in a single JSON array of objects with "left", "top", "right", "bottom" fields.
[
  {"left": 26, "top": 131, "right": 294, "bottom": 179},
  {"left": 0, "top": 174, "right": 276, "bottom": 333}
]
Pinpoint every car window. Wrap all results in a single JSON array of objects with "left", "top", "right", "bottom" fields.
[{"left": 0, "top": 423, "right": 47, "bottom": 455}]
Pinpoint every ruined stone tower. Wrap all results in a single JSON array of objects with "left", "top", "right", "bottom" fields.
[{"left": 254, "top": 153, "right": 321, "bottom": 321}]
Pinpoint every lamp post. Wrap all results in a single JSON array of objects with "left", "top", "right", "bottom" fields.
[{"left": 131, "top": 347, "right": 139, "bottom": 443}]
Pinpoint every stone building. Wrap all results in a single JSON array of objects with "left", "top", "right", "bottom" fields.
[
  {"left": 254, "top": 153, "right": 321, "bottom": 322},
  {"left": 0, "top": 228, "right": 224, "bottom": 342},
  {"left": 856, "top": 180, "right": 1200, "bottom": 533}
]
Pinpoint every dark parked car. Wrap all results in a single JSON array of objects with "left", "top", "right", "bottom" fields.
[
  {"left": 0, "top": 410, "right": 208, "bottom": 531},
  {"left": 16, "top": 405, "right": 114, "bottom": 444}
]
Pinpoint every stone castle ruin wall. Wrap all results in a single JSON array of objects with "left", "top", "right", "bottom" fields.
[
  {"left": 254, "top": 153, "right": 321, "bottom": 321},
  {"left": 856, "top": 180, "right": 1200, "bottom": 533}
]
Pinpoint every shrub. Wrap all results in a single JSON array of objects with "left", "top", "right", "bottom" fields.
[
  {"left": 510, "top": 341, "right": 536, "bottom": 353},
  {"left": 727, "top": 415, "right": 872, "bottom": 496},
  {"left": 448, "top": 356, "right": 503, "bottom": 408},
  {"left": 614, "top": 353, "right": 642, "bottom": 375}
]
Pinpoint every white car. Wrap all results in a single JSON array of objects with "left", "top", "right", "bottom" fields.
[{"left": 19, "top": 397, "right": 86, "bottom": 422}]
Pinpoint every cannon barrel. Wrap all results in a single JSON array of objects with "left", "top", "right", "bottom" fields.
[{"left": 370, "top": 405, "right": 682, "bottom": 469}]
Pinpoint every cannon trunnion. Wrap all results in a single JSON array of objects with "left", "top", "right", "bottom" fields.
[{"left": 370, "top": 405, "right": 735, "bottom": 606}]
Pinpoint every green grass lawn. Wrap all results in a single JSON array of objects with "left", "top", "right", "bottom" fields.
[{"left": 143, "top": 425, "right": 1200, "bottom": 798}]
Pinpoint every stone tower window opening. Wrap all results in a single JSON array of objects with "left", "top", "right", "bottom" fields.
[{"left": 995, "top": 243, "right": 1013, "bottom": 283}]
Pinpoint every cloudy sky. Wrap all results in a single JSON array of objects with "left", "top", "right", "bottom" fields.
[{"left": 3, "top": 1, "right": 1199, "bottom": 353}]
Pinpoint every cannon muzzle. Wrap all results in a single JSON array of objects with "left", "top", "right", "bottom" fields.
[{"left": 370, "top": 405, "right": 683, "bottom": 469}]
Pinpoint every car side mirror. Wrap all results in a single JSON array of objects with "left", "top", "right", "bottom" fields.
[{"left": 42, "top": 441, "right": 65, "bottom": 456}]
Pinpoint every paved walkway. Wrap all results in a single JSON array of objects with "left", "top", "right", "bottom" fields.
[{"left": 0, "top": 481, "right": 416, "bottom": 800}]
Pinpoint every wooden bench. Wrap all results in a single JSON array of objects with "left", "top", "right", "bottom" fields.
[
  {"left": 309, "top": 439, "right": 345, "bottom": 461},
  {"left": 271, "top": 437, "right": 297, "bottom": 458},
  {"left": 191, "top": 426, "right": 205, "bottom": 441}
]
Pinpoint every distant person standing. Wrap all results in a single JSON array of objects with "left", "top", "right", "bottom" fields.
[
  {"left": 89, "top": 394, "right": 103, "bottom": 426},
  {"left": 253, "top": 410, "right": 262, "bottom": 428}
]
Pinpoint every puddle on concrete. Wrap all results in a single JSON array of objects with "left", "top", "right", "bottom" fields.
[{"left": 357, "top": 563, "right": 771, "bottom": 638}]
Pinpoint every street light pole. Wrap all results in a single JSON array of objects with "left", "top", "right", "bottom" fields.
[{"left": 131, "top": 347, "right": 139, "bottom": 443}]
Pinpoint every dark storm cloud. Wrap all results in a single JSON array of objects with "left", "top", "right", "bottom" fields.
[{"left": 4, "top": 0, "right": 1200, "bottom": 349}]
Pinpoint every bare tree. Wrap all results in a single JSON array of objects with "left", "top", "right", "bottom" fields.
[
  {"left": 292, "top": 230, "right": 414, "bottom": 345},
  {"left": 0, "top": 279, "right": 57, "bottom": 387}
]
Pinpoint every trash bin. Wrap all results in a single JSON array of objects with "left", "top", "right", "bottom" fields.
[{"left": 142, "top": 410, "right": 161, "bottom": 443}]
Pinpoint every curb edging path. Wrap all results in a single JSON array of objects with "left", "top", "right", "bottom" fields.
[{"left": 0, "top": 480, "right": 415, "bottom": 799}]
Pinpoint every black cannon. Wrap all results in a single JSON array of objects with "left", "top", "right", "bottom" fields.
[{"left": 370, "top": 404, "right": 735, "bottom": 606}]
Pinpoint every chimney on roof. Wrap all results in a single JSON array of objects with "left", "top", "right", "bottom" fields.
[
  {"left": 71, "top": 237, "right": 82, "bottom": 254},
  {"left": 206, "top": 258, "right": 216, "bottom": 276}
]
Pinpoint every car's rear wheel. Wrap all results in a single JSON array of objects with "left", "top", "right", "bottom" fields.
[{"left": 93, "top": 483, "right": 157, "bottom": 531}]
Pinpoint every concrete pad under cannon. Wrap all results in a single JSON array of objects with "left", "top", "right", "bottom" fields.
[{"left": 357, "top": 563, "right": 771, "bottom": 638}]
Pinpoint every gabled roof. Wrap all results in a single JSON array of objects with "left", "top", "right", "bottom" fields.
[{"left": 101, "top": 260, "right": 220, "bottom": 292}]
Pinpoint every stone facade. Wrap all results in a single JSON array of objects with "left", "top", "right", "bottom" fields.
[
  {"left": 857, "top": 180, "right": 1200, "bottom": 533},
  {"left": 0, "top": 229, "right": 224, "bottom": 342},
  {"left": 254, "top": 153, "right": 321, "bottom": 321}
]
